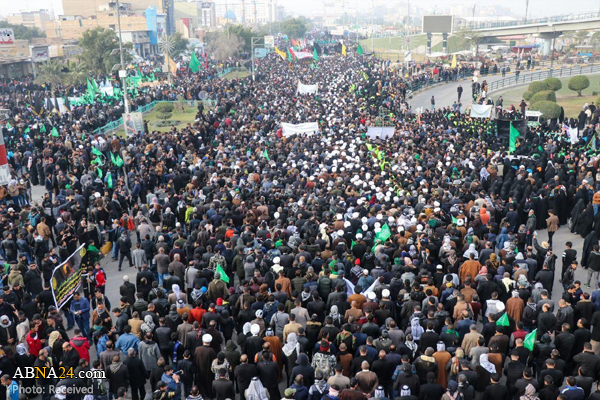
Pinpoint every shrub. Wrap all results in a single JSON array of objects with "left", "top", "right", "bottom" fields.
[
  {"left": 528, "top": 81, "right": 549, "bottom": 94},
  {"left": 543, "top": 77, "right": 562, "bottom": 91},
  {"left": 154, "top": 102, "right": 175, "bottom": 113},
  {"left": 568, "top": 75, "right": 590, "bottom": 97},
  {"left": 156, "top": 112, "right": 173, "bottom": 121},
  {"left": 523, "top": 91, "right": 533, "bottom": 101},
  {"left": 530, "top": 90, "right": 557, "bottom": 104},
  {"left": 530, "top": 101, "right": 561, "bottom": 119}
]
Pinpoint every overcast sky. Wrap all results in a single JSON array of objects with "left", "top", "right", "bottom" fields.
[{"left": 0, "top": 0, "right": 596, "bottom": 20}]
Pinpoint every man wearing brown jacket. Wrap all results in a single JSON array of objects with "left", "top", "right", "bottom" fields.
[
  {"left": 546, "top": 209, "right": 559, "bottom": 246},
  {"left": 355, "top": 361, "right": 378, "bottom": 395}
]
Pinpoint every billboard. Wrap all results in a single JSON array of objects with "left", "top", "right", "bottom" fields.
[
  {"left": 123, "top": 112, "right": 144, "bottom": 137},
  {"left": 422, "top": 15, "right": 454, "bottom": 33},
  {"left": 63, "top": 45, "right": 82, "bottom": 58},
  {"left": 51, "top": 244, "right": 85, "bottom": 310},
  {"left": 31, "top": 46, "right": 49, "bottom": 62},
  {"left": 0, "top": 29, "right": 14, "bottom": 46},
  {"left": 264, "top": 35, "right": 274, "bottom": 48}
]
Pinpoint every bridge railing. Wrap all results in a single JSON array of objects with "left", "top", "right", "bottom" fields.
[
  {"left": 488, "top": 64, "right": 600, "bottom": 93},
  {"left": 455, "top": 12, "right": 600, "bottom": 31}
]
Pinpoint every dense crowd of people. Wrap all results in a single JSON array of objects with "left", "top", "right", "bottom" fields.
[{"left": 0, "top": 42, "right": 598, "bottom": 400}]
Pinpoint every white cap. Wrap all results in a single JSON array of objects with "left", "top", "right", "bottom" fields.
[
  {"left": 336, "top": 213, "right": 343, "bottom": 220},
  {"left": 382, "top": 289, "right": 390, "bottom": 298},
  {"left": 202, "top": 334, "right": 213, "bottom": 343},
  {"left": 273, "top": 257, "right": 281, "bottom": 264},
  {"left": 337, "top": 230, "right": 344, "bottom": 236},
  {"left": 356, "top": 233, "right": 363, "bottom": 240},
  {"left": 363, "top": 269, "right": 369, "bottom": 275},
  {"left": 344, "top": 221, "right": 351, "bottom": 228},
  {"left": 123, "top": 275, "right": 129, "bottom": 281},
  {"left": 250, "top": 324, "right": 260, "bottom": 335},
  {"left": 368, "top": 292, "right": 376, "bottom": 300}
]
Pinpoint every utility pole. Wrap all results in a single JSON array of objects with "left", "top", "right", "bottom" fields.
[
  {"left": 525, "top": 0, "right": 529, "bottom": 21},
  {"left": 116, "top": 0, "right": 130, "bottom": 114}
]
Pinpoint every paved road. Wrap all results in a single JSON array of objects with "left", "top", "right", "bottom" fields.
[{"left": 410, "top": 64, "right": 600, "bottom": 111}]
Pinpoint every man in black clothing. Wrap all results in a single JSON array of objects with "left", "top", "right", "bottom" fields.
[
  {"left": 235, "top": 355, "right": 258, "bottom": 400},
  {"left": 418, "top": 372, "right": 444, "bottom": 400},
  {"left": 257, "top": 351, "right": 280, "bottom": 400},
  {"left": 573, "top": 342, "right": 600, "bottom": 381},
  {"left": 504, "top": 351, "right": 526, "bottom": 397},
  {"left": 117, "top": 231, "right": 133, "bottom": 271},
  {"left": 124, "top": 348, "right": 148, "bottom": 400},
  {"left": 212, "top": 368, "right": 235, "bottom": 400},
  {"left": 483, "top": 373, "right": 508, "bottom": 400},
  {"left": 538, "top": 359, "right": 563, "bottom": 390},
  {"left": 563, "top": 241, "right": 577, "bottom": 280}
]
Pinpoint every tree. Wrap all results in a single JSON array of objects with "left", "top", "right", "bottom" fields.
[
  {"left": 79, "top": 27, "right": 131, "bottom": 75},
  {"left": 206, "top": 32, "right": 244, "bottom": 60},
  {"left": 543, "top": 77, "right": 562, "bottom": 91},
  {"left": 227, "top": 24, "right": 255, "bottom": 53},
  {"left": 530, "top": 101, "right": 561, "bottom": 119},
  {"left": 454, "top": 30, "right": 483, "bottom": 53},
  {"left": 0, "top": 21, "right": 45, "bottom": 41},
  {"left": 568, "top": 75, "right": 590, "bottom": 97},
  {"left": 528, "top": 81, "right": 549, "bottom": 94},
  {"left": 154, "top": 102, "right": 174, "bottom": 121},
  {"left": 281, "top": 17, "right": 308, "bottom": 39},
  {"left": 34, "top": 59, "right": 66, "bottom": 87},
  {"left": 575, "top": 30, "right": 590, "bottom": 45},
  {"left": 160, "top": 32, "right": 189, "bottom": 58},
  {"left": 65, "top": 61, "right": 89, "bottom": 86},
  {"left": 530, "top": 90, "right": 557, "bottom": 104}
]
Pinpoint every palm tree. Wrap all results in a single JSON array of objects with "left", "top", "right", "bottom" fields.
[
  {"left": 34, "top": 59, "right": 66, "bottom": 87},
  {"left": 65, "top": 61, "right": 88, "bottom": 86},
  {"left": 575, "top": 30, "right": 590, "bottom": 46}
]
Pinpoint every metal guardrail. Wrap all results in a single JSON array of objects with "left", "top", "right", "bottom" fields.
[
  {"left": 488, "top": 64, "right": 600, "bottom": 93},
  {"left": 456, "top": 11, "right": 600, "bottom": 31}
]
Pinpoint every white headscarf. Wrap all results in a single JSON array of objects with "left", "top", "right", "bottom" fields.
[
  {"left": 479, "top": 353, "right": 496, "bottom": 374},
  {"left": 282, "top": 333, "right": 299, "bottom": 357},
  {"left": 172, "top": 284, "right": 181, "bottom": 300},
  {"left": 246, "top": 377, "right": 269, "bottom": 400}
]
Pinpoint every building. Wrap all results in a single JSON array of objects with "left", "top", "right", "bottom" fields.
[
  {"left": 6, "top": 10, "right": 53, "bottom": 32},
  {"left": 213, "top": 0, "right": 278, "bottom": 25},
  {"left": 62, "top": 0, "right": 163, "bottom": 18},
  {"left": 145, "top": 6, "right": 166, "bottom": 53},
  {"left": 200, "top": 2, "right": 216, "bottom": 28},
  {"left": 162, "top": 0, "right": 175, "bottom": 35},
  {"left": 120, "top": 30, "right": 152, "bottom": 56}
]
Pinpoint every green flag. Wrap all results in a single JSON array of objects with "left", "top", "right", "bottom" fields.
[
  {"left": 107, "top": 173, "right": 113, "bottom": 189},
  {"left": 51, "top": 127, "right": 59, "bottom": 137},
  {"left": 497, "top": 312, "right": 510, "bottom": 327},
  {"left": 366, "top": 143, "right": 373, "bottom": 151},
  {"left": 115, "top": 154, "right": 124, "bottom": 167},
  {"left": 313, "top": 48, "right": 319, "bottom": 61},
  {"left": 451, "top": 216, "right": 458, "bottom": 225},
  {"left": 509, "top": 122, "right": 520, "bottom": 153},
  {"left": 375, "top": 223, "right": 392, "bottom": 242},
  {"left": 189, "top": 52, "right": 201, "bottom": 73},
  {"left": 40, "top": 124, "right": 46, "bottom": 133},
  {"left": 216, "top": 264, "right": 230, "bottom": 283},
  {"left": 351, "top": 240, "right": 356, "bottom": 249},
  {"left": 357, "top": 44, "right": 364, "bottom": 55},
  {"left": 86, "top": 78, "right": 94, "bottom": 96},
  {"left": 287, "top": 48, "right": 293, "bottom": 62},
  {"left": 5, "top": 122, "right": 12, "bottom": 131},
  {"left": 24, "top": 127, "right": 30, "bottom": 136},
  {"left": 91, "top": 78, "right": 99, "bottom": 93},
  {"left": 524, "top": 329, "right": 537, "bottom": 351},
  {"left": 97, "top": 168, "right": 103, "bottom": 179},
  {"left": 92, "top": 147, "right": 103, "bottom": 157},
  {"left": 263, "top": 149, "right": 270, "bottom": 161}
]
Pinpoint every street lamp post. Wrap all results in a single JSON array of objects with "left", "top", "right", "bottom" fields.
[
  {"left": 548, "top": 23, "right": 556, "bottom": 76},
  {"left": 116, "top": 0, "right": 130, "bottom": 114},
  {"left": 251, "top": 37, "right": 264, "bottom": 81}
]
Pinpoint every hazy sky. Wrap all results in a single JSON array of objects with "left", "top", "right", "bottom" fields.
[{"left": 0, "top": 0, "right": 595, "bottom": 19}]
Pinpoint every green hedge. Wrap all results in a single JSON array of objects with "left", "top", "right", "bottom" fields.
[
  {"left": 523, "top": 91, "right": 533, "bottom": 101},
  {"left": 530, "top": 101, "right": 561, "bottom": 119},
  {"left": 543, "top": 77, "right": 562, "bottom": 91},
  {"left": 530, "top": 90, "right": 557, "bottom": 104},
  {"left": 528, "top": 81, "right": 550, "bottom": 94},
  {"left": 154, "top": 102, "right": 175, "bottom": 113}
]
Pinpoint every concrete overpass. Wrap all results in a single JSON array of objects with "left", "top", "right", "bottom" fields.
[{"left": 454, "top": 12, "right": 600, "bottom": 37}]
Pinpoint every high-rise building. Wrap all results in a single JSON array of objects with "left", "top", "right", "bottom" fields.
[
  {"left": 6, "top": 10, "right": 53, "bottom": 32},
  {"left": 200, "top": 2, "right": 216, "bottom": 28}
]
